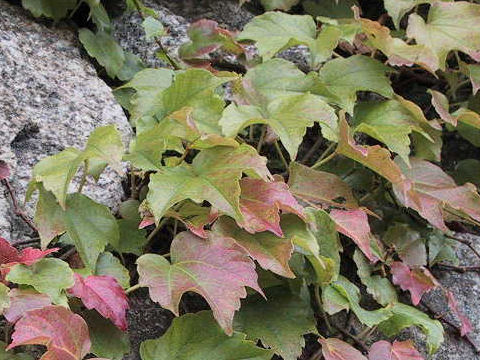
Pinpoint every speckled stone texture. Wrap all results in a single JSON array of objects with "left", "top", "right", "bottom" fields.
[{"left": 0, "top": 0, "right": 132, "bottom": 242}]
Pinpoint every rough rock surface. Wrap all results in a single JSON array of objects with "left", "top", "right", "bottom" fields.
[
  {"left": 0, "top": 1, "right": 132, "bottom": 242},
  {"left": 112, "top": 0, "right": 257, "bottom": 69}
]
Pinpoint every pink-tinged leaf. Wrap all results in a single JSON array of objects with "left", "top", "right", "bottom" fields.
[
  {"left": 0, "top": 161, "right": 10, "bottom": 180},
  {"left": 139, "top": 216, "right": 155, "bottom": 229},
  {"left": 213, "top": 217, "right": 295, "bottom": 278},
  {"left": 179, "top": 19, "right": 244, "bottom": 60},
  {"left": 393, "top": 158, "right": 480, "bottom": 231},
  {"left": 0, "top": 237, "right": 58, "bottom": 268},
  {"left": 68, "top": 273, "right": 129, "bottom": 331},
  {"left": 166, "top": 201, "right": 219, "bottom": 239},
  {"left": 238, "top": 178, "right": 305, "bottom": 236},
  {"left": 428, "top": 90, "right": 456, "bottom": 126},
  {"left": 319, "top": 337, "right": 367, "bottom": 360},
  {"left": 390, "top": 261, "right": 438, "bottom": 305},
  {"left": 4, "top": 288, "right": 51, "bottom": 323},
  {"left": 369, "top": 340, "right": 424, "bottom": 360},
  {"left": 288, "top": 162, "right": 358, "bottom": 209},
  {"left": 337, "top": 115, "right": 412, "bottom": 202},
  {"left": 137, "top": 231, "right": 263, "bottom": 335},
  {"left": 18, "top": 247, "right": 59, "bottom": 266},
  {"left": 329, "top": 209, "right": 376, "bottom": 262},
  {"left": 7, "top": 305, "right": 91, "bottom": 360},
  {"left": 446, "top": 290, "right": 473, "bottom": 337}
]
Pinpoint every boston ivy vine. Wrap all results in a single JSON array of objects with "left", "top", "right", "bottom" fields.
[{"left": 2, "top": 0, "right": 480, "bottom": 359}]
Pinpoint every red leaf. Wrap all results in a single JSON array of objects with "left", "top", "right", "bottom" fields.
[
  {"left": 390, "top": 261, "right": 438, "bottom": 305},
  {"left": 7, "top": 305, "right": 91, "bottom": 360},
  {"left": 18, "top": 247, "right": 59, "bottom": 266},
  {"left": 68, "top": 273, "right": 129, "bottom": 331},
  {"left": 319, "top": 337, "right": 367, "bottom": 360},
  {"left": 393, "top": 158, "right": 480, "bottom": 231},
  {"left": 329, "top": 209, "right": 376, "bottom": 262},
  {"left": 0, "top": 161, "right": 10, "bottom": 180},
  {"left": 238, "top": 178, "right": 305, "bottom": 236},
  {"left": 446, "top": 290, "right": 473, "bottom": 336},
  {"left": 4, "top": 288, "right": 51, "bottom": 323},
  {"left": 0, "top": 237, "right": 58, "bottom": 271},
  {"left": 137, "top": 231, "right": 263, "bottom": 335},
  {"left": 369, "top": 340, "right": 423, "bottom": 360}
]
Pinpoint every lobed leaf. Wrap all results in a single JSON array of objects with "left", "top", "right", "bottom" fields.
[
  {"left": 319, "top": 337, "right": 367, "bottom": 360},
  {"left": 390, "top": 261, "right": 437, "bottom": 306},
  {"left": 368, "top": 340, "right": 423, "bottom": 360},
  {"left": 4, "top": 289, "right": 51, "bottom": 323},
  {"left": 137, "top": 231, "right": 263, "bottom": 334}
]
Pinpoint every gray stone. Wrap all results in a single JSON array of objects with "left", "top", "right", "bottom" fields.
[{"left": 0, "top": 1, "right": 132, "bottom": 242}]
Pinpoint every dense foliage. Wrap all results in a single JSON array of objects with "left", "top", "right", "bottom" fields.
[{"left": 2, "top": 0, "right": 480, "bottom": 359}]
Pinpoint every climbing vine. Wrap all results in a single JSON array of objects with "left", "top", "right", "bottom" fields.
[{"left": 2, "top": 0, "right": 480, "bottom": 359}]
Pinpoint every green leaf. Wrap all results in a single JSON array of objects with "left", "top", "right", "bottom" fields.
[
  {"left": 384, "top": 223, "right": 426, "bottom": 267},
  {"left": 353, "top": 97, "right": 432, "bottom": 164},
  {"left": 152, "top": 69, "right": 237, "bottom": 134},
  {"left": 239, "top": 12, "right": 316, "bottom": 59},
  {"left": 234, "top": 286, "right": 317, "bottom": 360},
  {"left": 140, "top": 311, "right": 273, "bottom": 360},
  {"left": 314, "top": 55, "right": 394, "bottom": 114},
  {"left": 260, "top": 0, "right": 300, "bottom": 11},
  {"left": 221, "top": 94, "right": 337, "bottom": 159},
  {"left": 407, "top": 2, "right": 480, "bottom": 70},
  {"left": 95, "top": 252, "right": 130, "bottom": 289},
  {"left": 378, "top": 303, "right": 444, "bottom": 354},
  {"left": 83, "top": 125, "right": 125, "bottom": 179},
  {"left": 85, "top": 0, "right": 111, "bottom": 32},
  {"left": 63, "top": 194, "right": 119, "bottom": 270},
  {"left": 310, "top": 26, "right": 342, "bottom": 69},
  {"left": 0, "top": 341, "right": 32, "bottom": 360},
  {"left": 116, "top": 219, "right": 148, "bottom": 256},
  {"left": 32, "top": 147, "right": 83, "bottom": 209},
  {"left": 281, "top": 210, "right": 340, "bottom": 285},
  {"left": 6, "top": 259, "right": 74, "bottom": 306},
  {"left": 146, "top": 144, "right": 271, "bottom": 223},
  {"left": 0, "top": 283, "right": 10, "bottom": 314},
  {"left": 303, "top": 0, "right": 358, "bottom": 19},
  {"left": 384, "top": 0, "right": 437, "bottom": 29},
  {"left": 323, "top": 276, "right": 393, "bottom": 327},
  {"left": 34, "top": 185, "right": 66, "bottom": 249},
  {"left": 353, "top": 250, "right": 398, "bottom": 306},
  {"left": 117, "top": 52, "right": 145, "bottom": 82},
  {"left": 21, "top": 0, "right": 77, "bottom": 20},
  {"left": 453, "top": 159, "right": 480, "bottom": 188},
  {"left": 83, "top": 310, "right": 130, "bottom": 360},
  {"left": 78, "top": 29, "right": 125, "bottom": 78},
  {"left": 142, "top": 16, "right": 165, "bottom": 40},
  {"left": 235, "top": 58, "right": 318, "bottom": 105}
]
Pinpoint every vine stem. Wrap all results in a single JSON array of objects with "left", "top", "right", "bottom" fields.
[
  {"left": 256, "top": 126, "right": 267, "bottom": 153},
  {"left": 131, "top": 0, "right": 181, "bottom": 70},
  {"left": 436, "top": 263, "right": 480, "bottom": 273},
  {"left": 301, "top": 136, "right": 324, "bottom": 164},
  {"left": 312, "top": 150, "right": 337, "bottom": 169},
  {"left": 313, "top": 285, "right": 332, "bottom": 333},
  {"left": 446, "top": 234, "right": 480, "bottom": 260},
  {"left": 273, "top": 140, "right": 289, "bottom": 171},
  {"left": 1, "top": 179, "right": 38, "bottom": 233},
  {"left": 126, "top": 284, "right": 142, "bottom": 295}
]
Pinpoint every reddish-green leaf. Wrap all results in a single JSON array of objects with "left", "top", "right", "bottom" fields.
[
  {"left": 137, "top": 231, "right": 263, "bottom": 335},
  {"left": 319, "top": 337, "right": 367, "bottom": 360},
  {"left": 368, "top": 340, "right": 423, "bottom": 360},
  {"left": 213, "top": 217, "right": 295, "bottom": 278},
  {"left": 288, "top": 162, "right": 358, "bottom": 209},
  {"left": 0, "top": 161, "right": 10, "bottom": 180},
  {"left": 7, "top": 305, "right": 91, "bottom": 360},
  {"left": 329, "top": 209, "right": 375, "bottom": 262},
  {"left": 179, "top": 19, "right": 244, "bottom": 60},
  {"left": 392, "top": 158, "right": 480, "bottom": 231},
  {"left": 238, "top": 178, "right": 304, "bottom": 236},
  {"left": 146, "top": 144, "right": 271, "bottom": 224},
  {"left": 390, "top": 261, "right": 437, "bottom": 305},
  {"left": 445, "top": 290, "right": 473, "bottom": 337},
  {"left": 4, "top": 289, "right": 51, "bottom": 323},
  {"left": 166, "top": 201, "right": 219, "bottom": 238},
  {"left": 68, "top": 273, "right": 129, "bottom": 331}
]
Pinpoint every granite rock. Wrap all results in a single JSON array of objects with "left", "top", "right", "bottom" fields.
[{"left": 0, "top": 1, "right": 132, "bottom": 242}]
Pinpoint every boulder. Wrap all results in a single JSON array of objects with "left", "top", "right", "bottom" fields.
[{"left": 0, "top": 1, "right": 132, "bottom": 242}]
